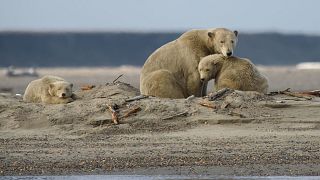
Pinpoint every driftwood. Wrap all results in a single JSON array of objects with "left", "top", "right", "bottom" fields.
[
  {"left": 282, "top": 91, "right": 312, "bottom": 100},
  {"left": 162, "top": 110, "right": 189, "bottom": 120},
  {"left": 268, "top": 88, "right": 291, "bottom": 95},
  {"left": 80, "top": 85, "right": 96, "bottom": 91},
  {"left": 125, "top": 95, "right": 148, "bottom": 102},
  {"left": 269, "top": 88, "right": 313, "bottom": 100},
  {"left": 208, "top": 88, "right": 232, "bottom": 101},
  {"left": 96, "top": 92, "right": 121, "bottom": 99},
  {"left": 106, "top": 104, "right": 119, "bottom": 124},
  {"left": 112, "top": 74, "right": 124, "bottom": 84},
  {"left": 299, "top": 90, "right": 320, "bottom": 97},
  {"left": 123, "top": 106, "right": 142, "bottom": 118},
  {"left": 199, "top": 101, "right": 216, "bottom": 109}
]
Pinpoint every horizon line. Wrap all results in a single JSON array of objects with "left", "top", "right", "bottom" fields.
[{"left": 0, "top": 29, "right": 319, "bottom": 36}]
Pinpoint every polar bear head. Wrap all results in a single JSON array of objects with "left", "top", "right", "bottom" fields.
[
  {"left": 48, "top": 81, "right": 73, "bottom": 98},
  {"left": 198, "top": 54, "right": 225, "bottom": 82},
  {"left": 207, "top": 28, "right": 238, "bottom": 57}
]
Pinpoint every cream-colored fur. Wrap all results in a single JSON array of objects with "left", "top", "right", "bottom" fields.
[
  {"left": 23, "top": 75, "right": 74, "bottom": 104},
  {"left": 140, "top": 28, "right": 238, "bottom": 98},
  {"left": 198, "top": 54, "right": 269, "bottom": 93}
]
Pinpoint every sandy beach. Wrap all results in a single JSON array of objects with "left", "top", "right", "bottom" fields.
[
  {"left": 2, "top": 65, "right": 320, "bottom": 94},
  {"left": 0, "top": 66, "right": 320, "bottom": 176}
]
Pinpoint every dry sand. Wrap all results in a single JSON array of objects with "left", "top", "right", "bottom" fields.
[{"left": 0, "top": 66, "right": 320, "bottom": 176}]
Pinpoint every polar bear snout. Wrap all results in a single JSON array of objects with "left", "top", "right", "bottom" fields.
[
  {"left": 221, "top": 48, "right": 233, "bottom": 57},
  {"left": 53, "top": 83, "right": 73, "bottom": 98},
  {"left": 199, "top": 73, "right": 210, "bottom": 82},
  {"left": 57, "top": 90, "right": 72, "bottom": 98}
]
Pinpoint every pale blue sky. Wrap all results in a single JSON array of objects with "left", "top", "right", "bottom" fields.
[{"left": 0, "top": 0, "right": 319, "bottom": 34}]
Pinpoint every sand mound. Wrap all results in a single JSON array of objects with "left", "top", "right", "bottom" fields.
[{"left": 0, "top": 82, "right": 275, "bottom": 136}]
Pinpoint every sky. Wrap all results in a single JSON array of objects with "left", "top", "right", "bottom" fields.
[{"left": 0, "top": 0, "right": 320, "bottom": 34}]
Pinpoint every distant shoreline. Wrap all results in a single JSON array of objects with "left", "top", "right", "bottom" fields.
[{"left": 1, "top": 32, "right": 320, "bottom": 67}]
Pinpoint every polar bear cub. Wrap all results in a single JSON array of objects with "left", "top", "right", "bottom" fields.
[
  {"left": 23, "top": 75, "right": 74, "bottom": 104},
  {"left": 198, "top": 54, "right": 268, "bottom": 94}
]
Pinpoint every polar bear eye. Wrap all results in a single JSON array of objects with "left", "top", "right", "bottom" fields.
[
  {"left": 220, "top": 41, "right": 224, "bottom": 44},
  {"left": 231, "top": 40, "right": 234, "bottom": 43},
  {"left": 205, "top": 69, "right": 210, "bottom": 72}
]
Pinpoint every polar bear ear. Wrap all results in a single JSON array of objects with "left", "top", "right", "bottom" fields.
[
  {"left": 234, "top": 30, "right": 238, "bottom": 37},
  {"left": 208, "top": 32, "right": 214, "bottom": 38}
]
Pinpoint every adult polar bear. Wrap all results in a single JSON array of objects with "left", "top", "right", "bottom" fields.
[{"left": 140, "top": 28, "right": 238, "bottom": 98}]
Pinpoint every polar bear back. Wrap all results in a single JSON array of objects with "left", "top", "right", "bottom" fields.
[{"left": 216, "top": 57, "right": 269, "bottom": 93}]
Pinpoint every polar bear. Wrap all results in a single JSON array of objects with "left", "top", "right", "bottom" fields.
[
  {"left": 140, "top": 28, "right": 238, "bottom": 98},
  {"left": 23, "top": 75, "right": 74, "bottom": 104},
  {"left": 198, "top": 54, "right": 268, "bottom": 93}
]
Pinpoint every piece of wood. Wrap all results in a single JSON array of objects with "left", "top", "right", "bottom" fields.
[
  {"left": 112, "top": 74, "right": 123, "bottom": 84},
  {"left": 208, "top": 88, "right": 232, "bottom": 101},
  {"left": 199, "top": 101, "right": 216, "bottom": 109},
  {"left": 268, "top": 88, "right": 291, "bottom": 95},
  {"left": 162, "top": 110, "right": 188, "bottom": 120},
  {"left": 269, "top": 88, "right": 313, "bottom": 100},
  {"left": 106, "top": 104, "right": 119, "bottom": 124},
  {"left": 96, "top": 92, "right": 121, "bottom": 99},
  {"left": 109, "top": 92, "right": 120, "bottom": 96},
  {"left": 282, "top": 91, "right": 313, "bottom": 100},
  {"left": 125, "top": 95, "right": 148, "bottom": 102},
  {"left": 299, "top": 90, "right": 320, "bottom": 97},
  {"left": 123, "top": 106, "right": 141, "bottom": 118},
  {"left": 80, "top": 85, "right": 95, "bottom": 90}
]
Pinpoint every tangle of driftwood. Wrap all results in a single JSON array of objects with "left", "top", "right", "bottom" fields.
[
  {"left": 269, "top": 88, "right": 313, "bottom": 100},
  {"left": 122, "top": 106, "right": 142, "bottom": 118}
]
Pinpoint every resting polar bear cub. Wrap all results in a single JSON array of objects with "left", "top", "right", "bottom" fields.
[
  {"left": 23, "top": 75, "right": 74, "bottom": 104},
  {"left": 140, "top": 28, "right": 238, "bottom": 98},
  {"left": 198, "top": 54, "right": 268, "bottom": 93}
]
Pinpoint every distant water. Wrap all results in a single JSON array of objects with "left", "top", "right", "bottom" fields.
[{"left": 1, "top": 175, "right": 320, "bottom": 180}]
